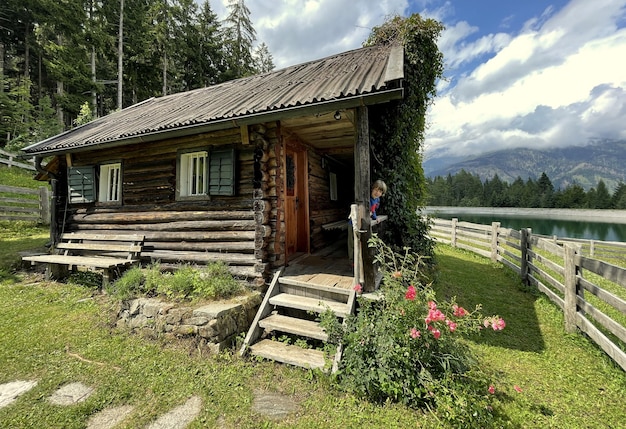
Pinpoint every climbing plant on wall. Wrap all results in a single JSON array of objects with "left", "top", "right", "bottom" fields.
[{"left": 365, "top": 14, "right": 444, "bottom": 258}]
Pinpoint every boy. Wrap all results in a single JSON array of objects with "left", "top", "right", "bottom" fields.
[{"left": 348, "top": 180, "right": 387, "bottom": 261}]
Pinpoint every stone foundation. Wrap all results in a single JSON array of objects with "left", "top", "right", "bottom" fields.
[{"left": 115, "top": 293, "right": 262, "bottom": 353}]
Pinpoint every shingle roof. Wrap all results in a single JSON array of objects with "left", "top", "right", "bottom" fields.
[{"left": 23, "top": 43, "right": 404, "bottom": 155}]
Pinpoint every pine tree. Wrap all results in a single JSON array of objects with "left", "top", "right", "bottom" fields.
[{"left": 222, "top": 0, "right": 256, "bottom": 79}]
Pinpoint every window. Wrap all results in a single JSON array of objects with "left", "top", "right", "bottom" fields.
[
  {"left": 68, "top": 166, "right": 95, "bottom": 204},
  {"left": 329, "top": 172, "right": 338, "bottom": 201},
  {"left": 99, "top": 163, "right": 122, "bottom": 203},
  {"left": 177, "top": 148, "right": 235, "bottom": 199},
  {"left": 180, "top": 151, "right": 208, "bottom": 197}
]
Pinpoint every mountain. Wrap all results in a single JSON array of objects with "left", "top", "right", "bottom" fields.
[{"left": 423, "top": 139, "right": 626, "bottom": 191}]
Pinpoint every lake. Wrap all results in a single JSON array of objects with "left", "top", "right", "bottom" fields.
[{"left": 424, "top": 207, "right": 626, "bottom": 242}]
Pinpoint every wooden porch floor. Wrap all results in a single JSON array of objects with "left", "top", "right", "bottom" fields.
[{"left": 282, "top": 242, "right": 355, "bottom": 290}]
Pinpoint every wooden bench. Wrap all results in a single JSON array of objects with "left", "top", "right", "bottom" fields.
[{"left": 22, "top": 232, "right": 145, "bottom": 286}]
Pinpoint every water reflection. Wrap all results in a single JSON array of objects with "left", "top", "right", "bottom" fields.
[{"left": 432, "top": 214, "right": 626, "bottom": 242}]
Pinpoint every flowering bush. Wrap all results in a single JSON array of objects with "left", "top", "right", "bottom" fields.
[{"left": 322, "top": 236, "right": 506, "bottom": 424}]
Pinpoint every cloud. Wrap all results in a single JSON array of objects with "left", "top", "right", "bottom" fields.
[
  {"left": 214, "top": 0, "right": 410, "bottom": 69},
  {"left": 425, "top": 0, "right": 626, "bottom": 159}
]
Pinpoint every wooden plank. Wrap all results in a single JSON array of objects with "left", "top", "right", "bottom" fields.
[
  {"left": 578, "top": 277, "right": 626, "bottom": 314},
  {"left": 57, "top": 243, "right": 143, "bottom": 253},
  {"left": 259, "top": 314, "right": 328, "bottom": 341},
  {"left": 249, "top": 339, "right": 327, "bottom": 370},
  {"left": 577, "top": 296, "right": 626, "bottom": 344},
  {"left": 240, "top": 270, "right": 282, "bottom": 356},
  {"left": 61, "top": 232, "right": 145, "bottom": 242},
  {"left": 576, "top": 314, "right": 626, "bottom": 372},
  {"left": 269, "top": 293, "right": 350, "bottom": 318},
  {"left": 22, "top": 255, "right": 131, "bottom": 269},
  {"left": 278, "top": 277, "right": 351, "bottom": 296},
  {"left": 578, "top": 256, "right": 626, "bottom": 289}
]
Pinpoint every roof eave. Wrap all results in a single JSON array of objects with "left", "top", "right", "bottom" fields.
[{"left": 22, "top": 87, "right": 404, "bottom": 157}]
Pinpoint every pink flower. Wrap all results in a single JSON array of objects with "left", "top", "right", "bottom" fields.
[
  {"left": 492, "top": 318, "right": 506, "bottom": 331},
  {"left": 488, "top": 385, "right": 495, "bottom": 394},
  {"left": 428, "top": 301, "right": 437, "bottom": 310},
  {"left": 446, "top": 320, "right": 457, "bottom": 332},
  {"left": 410, "top": 328, "right": 420, "bottom": 339},
  {"left": 432, "top": 329, "right": 441, "bottom": 339},
  {"left": 353, "top": 284, "right": 362, "bottom": 293},
  {"left": 428, "top": 308, "right": 446, "bottom": 323},
  {"left": 405, "top": 285, "right": 416, "bottom": 301},
  {"left": 514, "top": 385, "right": 522, "bottom": 393},
  {"left": 453, "top": 305, "right": 468, "bottom": 317}
]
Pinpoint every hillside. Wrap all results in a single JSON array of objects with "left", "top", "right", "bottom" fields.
[{"left": 424, "top": 139, "right": 626, "bottom": 191}]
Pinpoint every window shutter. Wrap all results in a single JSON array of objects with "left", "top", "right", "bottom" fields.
[
  {"left": 209, "top": 149, "right": 235, "bottom": 196},
  {"left": 68, "top": 166, "right": 95, "bottom": 203}
]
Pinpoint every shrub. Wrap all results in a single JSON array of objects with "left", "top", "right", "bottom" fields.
[
  {"left": 110, "top": 262, "right": 243, "bottom": 302},
  {"left": 322, "top": 236, "right": 505, "bottom": 425}
]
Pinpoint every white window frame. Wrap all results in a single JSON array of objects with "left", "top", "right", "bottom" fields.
[
  {"left": 98, "top": 163, "right": 121, "bottom": 203},
  {"left": 179, "top": 151, "right": 208, "bottom": 197}
]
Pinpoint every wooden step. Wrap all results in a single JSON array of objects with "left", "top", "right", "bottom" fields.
[
  {"left": 249, "top": 339, "right": 328, "bottom": 371},
  {"left": 259, "top": 314, "right": 328, "bottom": 341},
  {"left": 279, "top": 277, "right": 352, "bottom": 296},
  {"left": 269, "top": 293, "right": 350, "bottom": 318}
]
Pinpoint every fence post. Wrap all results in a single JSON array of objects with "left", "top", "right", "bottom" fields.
[
  {"left": 39, "top": 187, "right": 51, "bottom": 225},
  {"left": 451, "top": 218, "right": 458, "bottom": 248},
  {"left": 563, "top": 244, "right": 579, "bottom": 333},
  {"left": 589, "top": 240, "right": 595, "bottom": 257},
  {"left": 491, "top": 222, "right": 500, "bottom": 262},
  {"left": 520, "top": 228, "right": 531, "bottom": 285}
]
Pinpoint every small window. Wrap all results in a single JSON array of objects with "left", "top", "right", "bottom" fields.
[
  {"left": 99, "top": 163, "right": 122, "bottom": 203},
  {"left": 329, "top": 172, "right": 338, "bottom": 201},
  {"left": 177, "top": 149, "right": 235, "bottom": 199},
  {"left": 68, "top": 166, "right": 95, "bottom": 204},
  {"left": 179, "top": 151, "right": 208, "bottom": 197}
]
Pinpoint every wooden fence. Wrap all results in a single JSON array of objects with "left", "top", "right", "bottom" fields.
[
  {"left": 0, "top": 185, "right": 51, "bottom": 224},
  {"left": 0, "top": 149, "right": 36, "bottom": 170},
  {"left": 430, "top": 217, "right": 626, "bottom": 372}
]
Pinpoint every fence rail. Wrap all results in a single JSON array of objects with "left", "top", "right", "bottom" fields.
[
  {"left": 430, "top": 217, "right": 626, "bottom": 372},
  {"left": 0, "top": 149, "right": 35, "bottom": 170},
  {"left": 0, "top": 185, "right": 50, "bottom": 224}
]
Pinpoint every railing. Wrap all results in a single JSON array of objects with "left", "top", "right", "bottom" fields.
[
  {"left": 0, "top": 185, "right": 51, "bottom": 224},
  {"left": 0, "top": 149, "right": 36, "bottom": 170},
  {"left": 430, "top": 217, "right": 626, "bottom": 372}
]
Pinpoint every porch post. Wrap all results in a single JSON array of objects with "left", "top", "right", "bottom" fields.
[{"left": 355, "top": 106, "right": 375, "bottom": 292}]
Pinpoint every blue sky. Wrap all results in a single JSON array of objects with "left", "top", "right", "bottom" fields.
[{"left": 209, "top": 1, "right": 626, "bottom": 161}]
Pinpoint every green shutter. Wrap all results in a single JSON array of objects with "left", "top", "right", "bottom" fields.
[
  {"left": 209, "top": 149, "right": 235, "bottom": 196},
  {"left": 68, "top": 166, "right": 95, "bottom": 203}
]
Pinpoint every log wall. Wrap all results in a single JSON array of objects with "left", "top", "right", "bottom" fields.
[{"left": 56, "top": 125, "right": 282, "bottom": 289}]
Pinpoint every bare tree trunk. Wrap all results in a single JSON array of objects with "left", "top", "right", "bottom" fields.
[
  {"left": 0, "top": 42, "right": 4, "bottom": 95},
  {"left": 56, "top": 36, "right": 64, "bottom": 124},
  {"left": 162, "top": 51, "right": 167, "bottom": 96},
  {"left": 117, "top": 0, "right": 124, "bottom": 110},
  {"left": 92, "top": 46, "right": 97, "bottom": 116}
]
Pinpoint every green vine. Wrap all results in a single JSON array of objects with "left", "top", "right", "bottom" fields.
[{"left": 365, "top": 14, "right": 445, "bottom": 258}]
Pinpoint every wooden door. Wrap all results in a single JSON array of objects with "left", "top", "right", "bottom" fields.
[{"left": 285, "top": 146, "right": 309, "bottom": 258}]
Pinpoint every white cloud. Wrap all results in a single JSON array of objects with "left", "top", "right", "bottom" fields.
[{"left": 425, "top": 0, "right": 626, "bottom": 159}]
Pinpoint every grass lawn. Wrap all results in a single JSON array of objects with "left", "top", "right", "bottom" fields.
[{"left": 1, "top": 223, "right": 625, "bottom": 427}]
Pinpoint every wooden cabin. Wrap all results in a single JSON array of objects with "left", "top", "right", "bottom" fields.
[{"left": 21, "top": 43, "right": 405, "bottom": 293}]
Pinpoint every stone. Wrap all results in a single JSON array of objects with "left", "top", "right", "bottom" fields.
[
  {"left": 143, "top": 301, "right": 165, "bottom": 318},
  {"left": 193, "top": 302, "right": 241, "bottom": 319},
  {"left": 48, "top": 382, "right": 94, "bottom": 405},
  {"left": 0, "top": 380, "right": 38, "bottom": 409},
  {"left": 86, "top": 405, "right": 134, "bottom": 429},
  {"left": 182, "top": 316, "right": 209, "bottom": 326},
  {"left": 172, "top": 325, "right": 198, "bottom": 336},
  {"left": 146, "top": 395, "right": 202, "bottom": 429},
  {"left": 252, "top": 389, "right": 299, "bottom": 420}
]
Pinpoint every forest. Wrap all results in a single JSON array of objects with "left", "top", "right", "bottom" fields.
[
  {"left": 0, "top": 0, "right": 273, "bottom": 151},
  {"left": 426, "top": 170, "right": 626, "bottom": 209}
]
